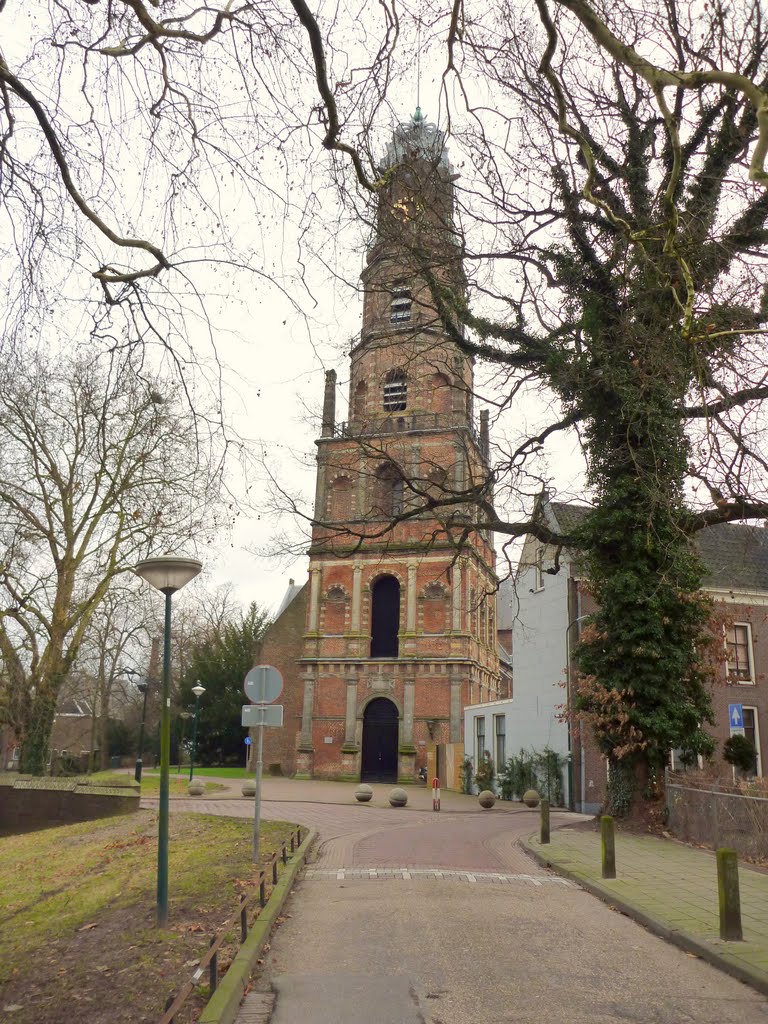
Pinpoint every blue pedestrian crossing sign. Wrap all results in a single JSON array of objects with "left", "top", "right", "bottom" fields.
[{"left": 729, "top": 704, "right": 744, "bottom": 730}]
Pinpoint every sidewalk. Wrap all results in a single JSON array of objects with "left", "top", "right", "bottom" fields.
[{"left": 523, "top": 826, "right": 768, "bottom": 996}]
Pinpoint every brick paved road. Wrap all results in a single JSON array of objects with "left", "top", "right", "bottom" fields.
[{"left": 154, "top": 787, "right": 575, "bottom": 873}]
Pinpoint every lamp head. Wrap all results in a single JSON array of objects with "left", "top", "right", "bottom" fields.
[
  {"left": 191, "top": 684, "right": 206, "bottom": 698},
  {"left": 134, "top": 555, "right": 203, "bottom": 594}
]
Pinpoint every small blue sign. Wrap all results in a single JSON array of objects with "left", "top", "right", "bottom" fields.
[
  {"left": 729, "top": 704, "right": 744, "bottom": 730},
  {"left": 244, "top": 736, "right": 252, "bottom": 746}
]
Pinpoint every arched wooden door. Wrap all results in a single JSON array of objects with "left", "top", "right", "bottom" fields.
[{"left": 361, "top": 697, "right": 399, "bottom": 782}]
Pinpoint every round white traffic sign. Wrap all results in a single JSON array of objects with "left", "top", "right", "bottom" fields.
[{"left": 244, "top": 665, "right": 283, "bottom": 704}]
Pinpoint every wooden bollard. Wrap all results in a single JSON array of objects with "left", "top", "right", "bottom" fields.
[
  {"left": 540, "top": 798, "right": 550, "bottom": 844},
  {"left": 601, "top": 815, "right": 616, "bottom": 879},
  {"left": 717, "top": 848, "right": 743, "bottom": 941}
]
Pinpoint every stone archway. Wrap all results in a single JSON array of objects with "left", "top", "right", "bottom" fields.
[{"left": 360, "top": 697, "right": 399, "bottom": 783}]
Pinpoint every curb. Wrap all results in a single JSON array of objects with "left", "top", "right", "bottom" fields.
[
  {"left": 521, "top": 837, "right": 768, "bottom": 998},
  {"left": 198, "top": 830, "right": 317, "bottom": 1024}
]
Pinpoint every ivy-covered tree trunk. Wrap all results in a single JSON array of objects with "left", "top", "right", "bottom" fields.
[
  {"left": 570, "top": 291, "right": 716, "bottom": 813},
  {"left": 19, "top": 684, "right": 59, "bottom": 775}
]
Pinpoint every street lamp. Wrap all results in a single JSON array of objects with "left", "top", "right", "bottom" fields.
[
  {"left": 189, "top": 683, "right": 206, "bottom": 782},
  {"left": 135, "top": 554, "right": 202, "bottom": 927},
  {"left": 135, "top": 681, "right": 150, "bottom": 783},
  {"left": 178, "top": 712, "right": 193, "bottom": 774}
]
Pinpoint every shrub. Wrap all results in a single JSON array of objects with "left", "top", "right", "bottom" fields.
[{"left": 723, "top": 734, "right": 757, "bottom": 774}]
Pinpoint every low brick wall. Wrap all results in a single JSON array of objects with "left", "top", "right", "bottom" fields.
[
  {"left": 666, "top": 772, "right": 768, "bottom": 859},
  {"left": 0, "top": 774, "right": 140, "bottom": 835}
]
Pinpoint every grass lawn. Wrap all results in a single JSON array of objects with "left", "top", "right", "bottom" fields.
[
  {"left": 175, "top": 766, "right": 250, "bottom": 779},
  {"left": 0, "top": 810, "right": 299, "bottom": 1023},
  {"left": 83, "top": 770, "right": 225, "bottom": 796}
]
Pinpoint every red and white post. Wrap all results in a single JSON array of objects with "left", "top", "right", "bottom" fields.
[{"left": 432, "top": 777, "right": 441, "bottom": 812}]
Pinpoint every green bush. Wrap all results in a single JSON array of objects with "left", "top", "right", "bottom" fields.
[
  {"left": 723, "top": 734, "right": 757, "bottom": 774},
  {"left": 474, "top": 750, "right": 495, "bottom": 792},
  {"left": 460, "top": 757, "right": 474, "bottom": 795},
  {"left": 498, "top": 747, "right": 567, "bottom": 805}
]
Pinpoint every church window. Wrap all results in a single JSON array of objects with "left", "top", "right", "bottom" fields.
[
  {"left": 324, "top": 585, "right": 347, "bottom": 634},
  {"left": 423, "top": 582, "right": 448, "bottom": 633},
  {"left": 383, "top": 369, "right": 407, "bottom": 411},
  {"left": 390, "top": 285, "right": 412, "bottom": 324},
  {"left": 354, "top": 381, "right": 367, "bottom": 421},
  {"left": 329, "top": 475, "right": 353, "bottom": 521},
  {"left": 373, "top": 463, "right": 404, "bottom": 518},
  {"left": 430, "top": 372, "right": 451, "bottom": 414},
  {"left": 370, "top": 575, "right": 400, "bottom": 657}
]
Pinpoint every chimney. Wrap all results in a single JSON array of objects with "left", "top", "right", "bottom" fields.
[{"left": 321, "top": 369, "right": 337, "bottom": 437}]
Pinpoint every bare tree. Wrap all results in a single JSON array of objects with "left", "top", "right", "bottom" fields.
[
  {"left": 0, "top": 345, "right": 226, "bottom": 773},
  {"left": 64, "top": 580, "right": 154, "bottom": 770}
]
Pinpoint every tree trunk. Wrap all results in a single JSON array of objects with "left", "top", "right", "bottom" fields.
[{"left": 19, "top": 691, "right": 57, "bottom": 775}]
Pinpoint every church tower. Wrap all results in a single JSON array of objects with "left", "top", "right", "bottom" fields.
[{"left": 295, "top": 111, "right": 500, "bottom": 781}]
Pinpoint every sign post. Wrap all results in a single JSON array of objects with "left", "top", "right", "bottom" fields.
[{"left": 243, "top": 665, "right": 284, "bottom": 865}]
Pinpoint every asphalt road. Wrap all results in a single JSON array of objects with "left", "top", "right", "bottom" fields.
[{"left": 226, "top": 795, "right": 768, "bottom": 1024}]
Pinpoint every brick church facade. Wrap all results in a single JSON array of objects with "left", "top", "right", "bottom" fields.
[{"left": 260, "top": 112, "right": 501, "bottom": 782}]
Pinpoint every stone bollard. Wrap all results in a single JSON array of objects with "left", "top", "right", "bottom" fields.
[
  {"left": 716, "top": 848, "right": 743, "bottom": 941},
  {"left": 601, "top": 815, "right": 616, "bottom": 879},
  {"left": 540, "top": 798, "right": 550, "bottom": 845}
]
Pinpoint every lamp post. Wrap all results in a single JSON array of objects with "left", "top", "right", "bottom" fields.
[
  {"left": 135, "top": 681, "right": 150, "bottom": 783},
  {"left": 178, "top": 712, "right": 193, "bottom": 774},
  {"left": 135, "top": 554, "right": 202, "bottom": 928},
  {"left": 189, "top": 683, "right": 206, "bottom": 782}
]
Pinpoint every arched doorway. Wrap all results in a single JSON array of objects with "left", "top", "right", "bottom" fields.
[
  {"left": 370, "top": 575, "right": 400, "bottom": 657},
  {"left": 361, "top": 698, "right": 399, "bottom": 782}
]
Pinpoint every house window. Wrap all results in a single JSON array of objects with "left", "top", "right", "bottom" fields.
[
  {"left": 390, "top": 285, "right": 412, "bottom": 324},
  {"left": 475, "top": 716, "right": 486, "bottom": 766},
  {"left": 383, "top": 370, "right": 407, "bottom": 411},
  {"left": 534, "top": 546, "right": 545, "bottom": 591},
  {"left": 743, "top": 707, "right": 761, "bottom": 776},
  {"left": 494, "top": 715, "right": 506, "bottom": 770},
  {"left": 726, "top": 623, "right": 754, "bottom": 683}
]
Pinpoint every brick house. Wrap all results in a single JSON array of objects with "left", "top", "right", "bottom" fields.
[
  {"left": 260, "top": 112, "right": 501, "bottom": 782},
  {"left": 508, "top": 497, "right": 768, "bottom": 812}
]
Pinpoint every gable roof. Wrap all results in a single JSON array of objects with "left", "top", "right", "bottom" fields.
[
  {"left": 274, "top": 578, "right": 305, "bottom": 619},
  {"left": 547, "top": 500, "right": 768, "bottom": 593},
  {"left": 696, "top": 523, "right": 768, "bottom": 591}
]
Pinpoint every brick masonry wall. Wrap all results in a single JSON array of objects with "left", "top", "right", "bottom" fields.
[
  {"left": 708, "top": 598, "right": 768, "bottom": 775},
  {"left": 259, "top": 585, "right": 308, "bottom": 777},
  {"left": 0, "top": 778, "right": 139, "bottom": 835},
  {"left": 572, "top": 585, "right": 768, "bottom": 810}
]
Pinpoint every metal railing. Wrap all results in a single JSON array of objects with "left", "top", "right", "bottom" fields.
[
  {"left": 158, "top": 825, "right": 303, "bottom": 1024},
  {"left": 333, "top": 412, "right": 481, "bottom": 447}
]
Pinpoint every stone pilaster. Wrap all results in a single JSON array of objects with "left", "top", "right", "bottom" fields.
[
  {"left": 343, "top": 675, "right": 359, "bottom": 747},
  {"left": 307, "top": 566, "right": 322, "bottom": 633},
  {"left": 406, "top": 562, "right": 418, "bottom": 632},
  {"left": 402, "top": 678, "right": 415, "bottom": 745},
  {"left": 451, "top": 559, "right": 462, "bottom": 631},
  {"left": 450, "top": 672, "right": 462, "bottom": 743},
  {"left": 351, "top": 562, "right": 363, "bottom": 631},
  {"left": 295, "top": 669, "right": 316, "bottom": 778}
]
